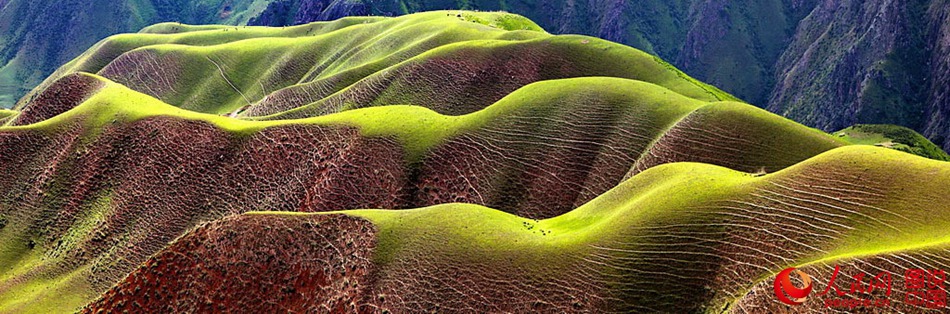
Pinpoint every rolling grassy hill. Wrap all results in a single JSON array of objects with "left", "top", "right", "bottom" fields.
[
  {"left": 5, "top": 0, "right": 950, "bottom": 152},
  {"left": 0, "top": 11, "right": 947, "bottom": 313},
  {"left": 252, "top": 0, "right": 950, "bottom": 153},
  {"left": 250, "top": 0, "right": 818, "bottom": 109},
  {"left": 84, "top": 146, "right": 950, "bottom": 313},
  {"left": 0, "top": 109, "right": 14, "bottom": 124},
  {"left": 20, "top": 11, "right": 733, "bottom": 118},
  {"left": 0, "top": 0, "right": 274, "bottom": 108}
]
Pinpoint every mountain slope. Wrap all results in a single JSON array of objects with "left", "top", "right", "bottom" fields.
[
  {"left": 20, "top": 11, "right": 732, "bottom": 118},
  {"left": 768, "top": 0, "right": 931, "bottom": 142},
  {"left": 0, "top": 0, "right": 273, "bottom": 108},
  {"left": 251, "top": 1, "right": 950, "bottom": 152},
  {"left": 249, "top": 0, "right": 815, "bottom": 108},
  {"left": 85, "top": 146, "right": 950, "bottom": 312},
  {"left": 769, "top": 0, "right": 950, "bottom": 152},
  {"left": 1, "top": 11, "right": 947, "bottom": 313},
  {"left": 0, "top": 71, "right": 845, "bottom": 312},
  {"left": 836, "top": 124, "right": 950, "bottom": 161},
  {"left": 0, "top": 109, "right": 13, "bottom": 124}
]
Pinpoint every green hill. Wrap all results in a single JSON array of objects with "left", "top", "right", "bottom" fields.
[
  {"left": 0, "top": 109, "right": 15, "bottom": 124},
  {"left": 251, "top": 0, "right": 818, "bottom": 108},
  {"left": 253, "top": 0, "right": 950, "bottom": 153},
  {"left": 22, "top": 11, "right": 732, "bottom": 117},
  {"left": 2, "top": 64, "right": 835, "bottom": 313},
  {"left": 86, "top": 146, "right": 950, "bottom": 312},
  {"left": 5, "top": 0, "right": 950, "bottom": 153},
  {"left": 0, "top": 11, "right": 947, "bottom": 313}
]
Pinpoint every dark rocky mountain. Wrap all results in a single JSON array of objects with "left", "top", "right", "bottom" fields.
[
  {"left": 767, "top": 0, "right": 950, "bottom": 151},
  {"left": 250, "top": 0, "right": 950, "bottom": 151},
  {"left": 248, "top": 0, "right": 369, "bottom": 25}
]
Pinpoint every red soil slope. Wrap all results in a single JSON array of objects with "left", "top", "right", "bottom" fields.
[
  {"left": 0, "top": 75, "right": 841, "bottom": 298},
  {"left": 250, "top": 38, "right": 724, "bottom": 119},
  {"left": 81, "top": 148, "right": 950, "bottom": 312},
  {"left": 84, "top": 214, "right": 379, "bottom": 313},
  {"left": 10, "top": 73, "right": 102, "bottom": 126}
]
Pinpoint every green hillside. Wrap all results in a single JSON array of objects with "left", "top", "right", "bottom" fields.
[
  {"left": 2, "top": 68, "right": 836, "bottom": 312},
  {"left": 836, "top": 124, "right": 950, "bottom": 161},
  {"left": 85, "top": 146, "right": 950, "bottom": 312},
  {"left": 0, "top": 11, "right": 947, "bottom": 313},
  {"left": 252, "top": 0, "right": 819, "bottom": 108},
  {"left": 0, "top": 109, "right": 15, "bottom": 124},
  {"left": 22, "top": 11, "right": 733, "bottom": 118},
  {"left": 252, "top": 0, "right": 950, "bottom": 153}
]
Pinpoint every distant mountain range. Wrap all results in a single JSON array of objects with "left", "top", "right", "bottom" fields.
[{"left": 0, "top": 0, "right": 948, "bottom": 151}]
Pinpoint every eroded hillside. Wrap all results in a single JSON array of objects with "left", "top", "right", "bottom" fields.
[
  {"left": 252, "top": 0, "right": 950, "bottom": 153},
  {"left": 0, "top": 11, "right": 948, "bottom": 313}
]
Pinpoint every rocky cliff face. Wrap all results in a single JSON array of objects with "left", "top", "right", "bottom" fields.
[
  {"left": 768, "top": 0, "right": 950, "bottom": 151},
  {"left": 677, "top": 0, "right": 818, "bottom": 108},
  {"left": 768, "top": 0, "right": 926, "bottom": 139},
  {"left": 923, "top": 0, "right": 950, "bottom": 149},
  {"left": 252, "top": 0, "right": 950, "bottom": 151},
  {"left": 248, "top": 0, "right": 369, "bottom": 26}
]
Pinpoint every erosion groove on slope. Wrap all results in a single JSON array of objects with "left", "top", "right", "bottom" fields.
[
  {"left": 84, "top": 147, "right": 950, "bottom": 313},
  {"left": 19, "top": 11, "right": 733, "bottom": 118},
  {"left": 2, "top": 11, "right": 946, "bottom": 313},
  {"left": 0, "top": 70, "right": 843, "bottom": 312}
]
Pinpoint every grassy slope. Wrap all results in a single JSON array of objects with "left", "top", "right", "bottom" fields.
[
  {"left": 340, "top": 145, "right": 950, "bottom": 311},
  {"left": 0, "top": 109, "right": 15, "bottom": 124},
  {"left": 10, "top": 94, "right": 941, "bottom": 311},
  {"left": 836, "top": 124, "right": 950, "bottom": 161},
  {"left": 86, "top": 145, "right": 949, "bottom": 312},
  {"left": 17, "top": 16, "right": 392, "bottom": 112},
  {"left": 0, "top": 74, "right": 843, "bottom": 164},
  {"left": 21, "top": 11, "right": 734, "bottom": 117},
  {"left": 252, "top": 34, "right": 734, "bottom": 119},
  {"left": 2, "top": 11, "right": 945, "bottom": 312},
  {"left": 2, "top": 73, "right": 780, "bottom": 163},
  {"left": 0, "top": 71, "right": 844, "bottom": 312},
  {"left": 257, "top": 0, "right": 819, "bottom": 107},
  {"left": 19, "top": 12, "right": 544, "bottom": 112}
]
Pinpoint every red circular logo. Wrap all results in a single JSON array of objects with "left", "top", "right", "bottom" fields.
[{"left": 774, "top": 267, "right": 813, "bottom": 305}]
